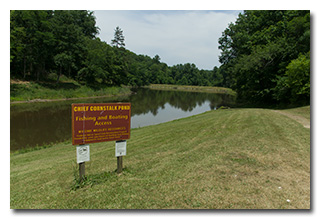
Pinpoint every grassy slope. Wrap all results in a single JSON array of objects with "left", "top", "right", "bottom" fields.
[
  {"left": 10, "top": 77, "right": 131, "bottom": 102},
  {"left": 146, "top": 84, "right": 237, "bottom": 95},
  {"left": 10, "top": 106, "right": 310, "bottom": 209},
  {"left": 282, "top": 106, "right": 311, "bottom": 120}
]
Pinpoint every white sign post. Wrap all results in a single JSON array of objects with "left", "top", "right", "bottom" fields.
[
  {"left": 115, "top": 140, "right": 126, "bottom": 174},
  {"left": 115, "top": 140, "right": 127, "bottom": 157},
  {"left": 77, "top": 144, "right": 90, "bottom": 163},
  {"left": 76, "top": 144, "right": 90, "bottom": 181}
]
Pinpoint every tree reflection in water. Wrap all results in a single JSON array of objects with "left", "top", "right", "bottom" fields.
[{"left": 10, "top": 88, "right": 235, "bottom": 151}]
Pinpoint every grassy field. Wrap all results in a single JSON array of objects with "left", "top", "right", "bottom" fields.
[
  {"left": 146, "top": 84, "right": 237, "bottom": 95},
  {"left": 10, "top": 106, "right": 310, "bottom": 209}
]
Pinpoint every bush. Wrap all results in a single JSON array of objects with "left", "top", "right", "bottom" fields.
[
  {"left": 274, "top": 52, "right": 310, "bottom": 104},
  {"left": 285, "top": 53, "right": 310, "bottom": 98}
]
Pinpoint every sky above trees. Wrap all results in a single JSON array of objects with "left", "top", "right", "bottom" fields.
[{"left": 94, "top": 10, "right": 241, "bottom": 70}]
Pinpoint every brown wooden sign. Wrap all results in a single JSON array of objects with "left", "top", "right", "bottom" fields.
[{"left": 72, "top": 103, "right": 131, "bottom": 145}]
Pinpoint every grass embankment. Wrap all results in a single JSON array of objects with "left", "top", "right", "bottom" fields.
[
  {"left": 146, "top": 84, "right": 237, "bottom": 95},
  {"left": 10, "top": 75, "right": 131, "bottom": 103},
  {"left": 10, "top": 106, "right": 310, "bottom": 209}
]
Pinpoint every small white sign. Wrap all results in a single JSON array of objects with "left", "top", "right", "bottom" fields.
[
  {"left": 115, "top": 140, "right": 127, "bottom": 157},
  {"left": 77, "top": 144, "right": 90, "bottom": 163}
]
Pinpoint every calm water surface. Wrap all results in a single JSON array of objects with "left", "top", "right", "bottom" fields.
[{"left": 10, "top": 88, "right": 236, "bottom": 151}]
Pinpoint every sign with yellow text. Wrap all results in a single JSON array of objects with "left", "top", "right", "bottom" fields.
[{"left": 72, "top": 103, "right": 131, "bottom": 145}]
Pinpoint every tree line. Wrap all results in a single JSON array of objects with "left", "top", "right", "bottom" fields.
[
  {"left": 10, "top": 10, "right": 222, "bottom": 88},
  {"left": 11, "top": 10, "right": 310, "bottom": 105}
]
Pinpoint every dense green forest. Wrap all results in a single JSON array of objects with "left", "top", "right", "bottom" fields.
[
  {"left": 218, "top": 10, "right": 310, "bottom": 105},
  {"left": 10, "top": 10, "right": 222, "bottom": 88},
  {"left": 10, "top": 10, "right": 310, "bottom": 105}
]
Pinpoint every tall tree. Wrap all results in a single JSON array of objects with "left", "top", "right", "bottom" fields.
[{"left": 111, "top": 26, "right": 125, "bottom": 48}]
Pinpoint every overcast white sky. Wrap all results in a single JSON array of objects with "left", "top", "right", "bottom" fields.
[{"left": 94, "top": 10, "right": 242, "bottom": 70}]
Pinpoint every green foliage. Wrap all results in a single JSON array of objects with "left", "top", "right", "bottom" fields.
[
  {"left": 233, "top": 42, "right": 285, "bottom": 103},
  {"left": 218, "top": 10, "right": 310, "bottom": 105},
  {"left": 10, "top": 10, "right": 98, "bottom": 81},
  {"left": 78, "top": 38, "right": 116, "bottom": 86},
  {"left": 285, "top": 53, "right": 310, "bottom": 97},
  {"left": 273, "top": 53, "right": 310, "bottom": 104}
]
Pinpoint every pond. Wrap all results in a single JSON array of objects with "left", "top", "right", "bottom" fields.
[{"left": 10, "top": 88, "right": 236, "bottom": 151}]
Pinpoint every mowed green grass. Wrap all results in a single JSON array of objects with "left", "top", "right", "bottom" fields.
[{"left": 10, "top": 106, "right": 310, "bottom": 209}]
